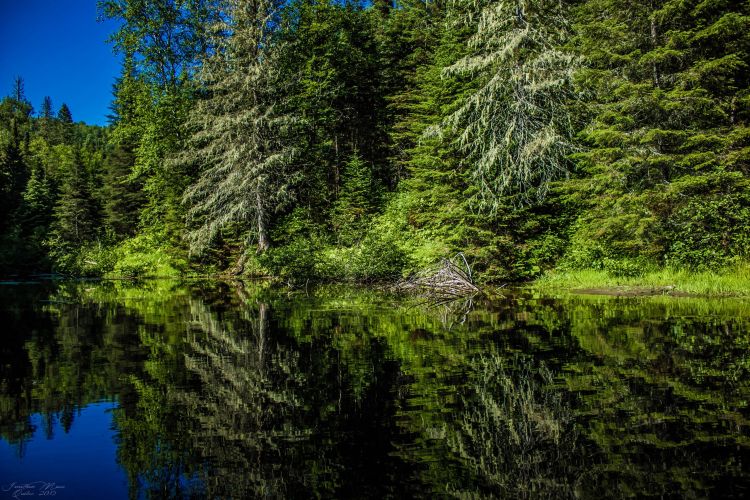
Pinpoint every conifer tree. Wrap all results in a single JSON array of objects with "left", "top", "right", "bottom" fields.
[
  {"left": 40, "top": 96, "right": 53, "bottom": 119},
  {"left": 102, "top": 143, "right": 145, "bottom": 238},
  {"left": 57, "top": 103, "right": 72, "bottom": 124},
  {"left": 440, "top": 0, "right": 579, "bottom": 209},
  {"left": 279, "top": 0, "right": 384, "bottom": 209},
  {"left": 0, "top": 139, "right": 27, "bottom": 231},
  {"left": 330, "top": 152, "right": 375, "bottom": 245},
  {"left": 180, "top": 0, "right": 298, "bottom": 255},
  {"left": 51, "top": 148, "right": 99, "bottom": 246},
  {"left": 39, "top": 96, "right": 55, "bottom": 142},
  {"left": 568, "top": 0, "right": 750, "bottom": 269},
  {"left": 20, "top": 164, "right": 55, "bottom": 231},
  {"left": 57, "top": 103, "right": 75, "bottom": 144}
]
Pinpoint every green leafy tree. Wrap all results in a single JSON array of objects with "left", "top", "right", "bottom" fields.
[{"left": 98, "top": 0, "right": 219, "bottom": 90}]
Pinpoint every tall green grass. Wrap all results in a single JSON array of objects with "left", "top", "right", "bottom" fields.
[{"left": 532, "top": 262, "right": 750, "bottom": 297}]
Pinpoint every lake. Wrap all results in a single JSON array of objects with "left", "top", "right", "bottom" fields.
[{"left": 1, "top": 280, "right": 748, "bottom": 498}]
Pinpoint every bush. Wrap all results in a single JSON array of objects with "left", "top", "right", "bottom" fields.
[
  {"left": 350, "top": 233, "right": 408, "bottom": 281},
  {"left": 46, "top": 238, "right": 117, "bottom": 277},
  {"left": 315, "top": 233, "right": 408, "bottom": 282},
  {"left": 258, "top": 236, "right": 320, "bottom": 284},
  {"left": 664, "top": 195, "right": 750, "bottom": 271},
  {"left": 108, "top": 233, "right": 187, "bottom": 278},
  {"left": 602, "top": 258, "right": 644, "bottom": 278}
]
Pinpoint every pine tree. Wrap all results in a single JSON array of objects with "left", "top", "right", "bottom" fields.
[
  {"left": 330, "top": 152, "right": 375, "bottom": 245},
  {"left": 39, "top": 96, "right": 55, "bottom": 142},
  {"left": 56, "top": 103, "right": 75, "bottom": 144},
  {"left": 375, "top": 0, "right": 449, "bottom": 183},
  {"left": 19, "top": 164, "right": 55, "bottom": 230},
  {"left": 51, "top": 148, "right": 99, "bottom": 246},
  {"left": 567, "top": 0, "right": 750, "bottom": 269},
  {"left": 439, "top": 0, "right": 580, "bottom": 209},
  {"left": 0, "top": 77, "right": 33, "bottom": 145},
  {"left": 102, "top": 142, "right": 145, "bottom": 238},
  {"left": 57, "top": 103, "right": 72, "bottom": 124},
  {"left": 0, "top": 139, "right": 27, "bottom": 231},
  {"left": 279, "top": 0, "right": 384, "bottom": 210},
  {"left": 179, "top": 0, "right": 298, "bottom": 255},
  {"left": 40, "top": 96, "right": 53, "bottom": 119}
]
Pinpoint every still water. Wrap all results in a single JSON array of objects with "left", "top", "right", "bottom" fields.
[{"left": 0, "top": 280, "right": 748, "bottom": 498}]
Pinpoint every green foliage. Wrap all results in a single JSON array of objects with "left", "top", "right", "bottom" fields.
[
  {"left": 341, "top": 232, "right": 408, "bottom": 282},
  {"left": 259, "top": 236, "right": 321, "bottom": 284},
  {"left": 49, "top": 147, "right": 100, "bottom": 248},
  {"left": 330, "top": 152, "right": 377, "bottom": 246},
  {"left": 2, "top": 0, "right": 750, "bottom": 288},
  {"left": 663, "top": 173, "right": 750, "bottom": 270},
  {"left": 107, "top": 233, "right": 187, "bottom": 278}
]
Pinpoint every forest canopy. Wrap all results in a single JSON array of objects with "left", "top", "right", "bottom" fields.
[{"left": 1, "top": 0, "right": 748, "bottom": 284}]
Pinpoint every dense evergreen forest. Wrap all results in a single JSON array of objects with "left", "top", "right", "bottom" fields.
[{"left": 1, "top": 0, "right": 749, "bottom": 284}]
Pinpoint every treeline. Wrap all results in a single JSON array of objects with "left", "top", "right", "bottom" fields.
[{"left": 1, "top": 0, "right": 748, "bottom": 283}]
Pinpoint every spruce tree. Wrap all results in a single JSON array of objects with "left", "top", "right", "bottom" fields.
[
  {"left": 440, "top": 0, "right": 580, "bottom": 209},
  {"left": 57, "top": 103, "right": 72, "bottom": 124},
  {"left": 0, "top": 139, "right": 27, "bottom": 231},
  {"left": 568, "top": 0, "right": 750, "bottom": 269},
  {"left": 279, "top": 0, "right": 384, "bottom": 210},
  {"left": 102, "top": 143, "right": 145, "bottom": 238},
  {"left": 179, "top": 0, "right": 298, "bottom": 255},
  {"left": 51, "top": 148, "right": 99, "bottom": 246},
  {"left": 19, "top": 164, "right": 55, "bottom": 231},
  {"left": 330, "top": 152, "right": 375, "bottom": 245},
  {"left": 40, "top": 96, "right": 53, "bottom": 119},
  {"left": 57, "top": 103, "right": 74, "bottom": 144},
  {"left": 39, "top": 96, "right": 55, "bottom": 142}
]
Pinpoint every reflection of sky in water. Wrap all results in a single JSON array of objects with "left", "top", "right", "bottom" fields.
[
  {"left": 0, "top": 282, "right": 748, "bottom": 498},
  {"left": 0, "top": 401, "right": 128, "bottom": 499}
]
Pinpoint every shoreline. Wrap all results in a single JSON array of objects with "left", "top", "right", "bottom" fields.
[{"left": 530, "top": 265, "right": 750, "bottom": 298}]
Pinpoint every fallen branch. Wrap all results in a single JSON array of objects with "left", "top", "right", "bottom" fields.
[{"left": 394, "top": 253, "right": 481, "bottom": 300}]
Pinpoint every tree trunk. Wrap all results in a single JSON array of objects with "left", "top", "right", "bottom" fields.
[
  {"left": 650, "top": 17, "right": 660, "bottom": 88},
  {"left": 256, "top": 191, "right": 269, "bottom": 253}
]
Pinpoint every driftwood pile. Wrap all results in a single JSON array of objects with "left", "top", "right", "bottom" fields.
[{"left": 395, "top": 253, "right": 481, "bottom": 301}]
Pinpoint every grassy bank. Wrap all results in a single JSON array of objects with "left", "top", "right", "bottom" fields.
[{"left": 531, "top": 263, "right": 750, "bottom": 297}]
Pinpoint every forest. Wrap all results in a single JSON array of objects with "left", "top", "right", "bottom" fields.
[{"left": 1, "top": 0, "right": 749, "bottom": 287}]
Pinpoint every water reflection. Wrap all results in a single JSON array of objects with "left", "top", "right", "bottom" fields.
[{"left": 1, "top": 282, "right": 749, "bottom": 498}]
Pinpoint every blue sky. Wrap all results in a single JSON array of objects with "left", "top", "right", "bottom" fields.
[{"left": 0, "top": 1, "right": 122, "bottom": 126}]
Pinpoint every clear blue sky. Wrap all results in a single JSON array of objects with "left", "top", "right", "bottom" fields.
[{"left": 0, "top": 1, "right": 122, "bottom": 126}]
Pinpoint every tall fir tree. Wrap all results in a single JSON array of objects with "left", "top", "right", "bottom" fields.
[
  {"left": 56, "top": 103, "right": 74, "bottom": 144},
  {"left": 50, "top": 148, "right": 99, "bottom": 247},
  {"left": 567, "top": 0, "right": 750, "bottom": 269},
  {"left": 439, "top": 0, "right": 580, "bottom": 210},
  {"left": 179, "top": 0, "right": 298, "bottom": 255},
  {"left": 0, "top": 138, "right": 27, "bottom": 231},
  {"left": 279, "top": 0, "right": 384, "bottom": 213}
]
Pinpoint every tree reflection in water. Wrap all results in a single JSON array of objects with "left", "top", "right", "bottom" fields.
[
  {"left": 445, "top": 354, "right": 580, "bottom": 499},
  {"left": 1, "top": 282, "right": 749, "bottom": 498}
]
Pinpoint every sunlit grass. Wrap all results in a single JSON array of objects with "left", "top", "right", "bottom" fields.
[{"left": 532, "top": 262, "right": 750, "bottom": 297}]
